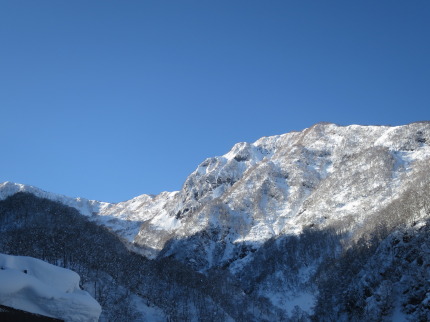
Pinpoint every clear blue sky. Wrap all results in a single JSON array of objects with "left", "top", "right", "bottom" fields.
[{"left": 1, "top": 1, "right": 429, "bottom": 202}]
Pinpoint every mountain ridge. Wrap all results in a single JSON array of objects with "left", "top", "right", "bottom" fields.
[
  {"left": 2, "top": 122, "right": 430, "bottom": 254},
  {"left": 2, "top": 122, "right": 430, "bottom": 320}
]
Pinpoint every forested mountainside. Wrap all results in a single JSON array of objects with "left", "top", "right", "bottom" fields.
[{"left": 1, "top": 122, "right": 430, "bottom": 321}]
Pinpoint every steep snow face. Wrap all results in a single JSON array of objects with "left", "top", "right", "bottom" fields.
[
  {"left": 133, "top": 122, "right": 430, "bottom": 268},
  {"left": 0, "top": 253, "right": 101, "bottom": 321},
  {"left": 1, "top": 122, "right": 430, "bottom": 266}
]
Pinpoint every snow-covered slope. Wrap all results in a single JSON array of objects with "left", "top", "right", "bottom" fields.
[
  {"left": 0, "top": 253, "right": 101, "bottom": 321},
  {"left": 131, "top": 122, "right": 430, "bottom": 265},
  {"left": 1, "top": 122, "right": 430, "bottom": 320},
  {"left": 0, "top": 181, "right": 156, "bottom": 243},
  {"left": 1, "top": 122, "right": 430, "bottom": 261}
]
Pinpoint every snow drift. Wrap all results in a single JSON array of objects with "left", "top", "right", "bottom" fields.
[{"left": 0, "top": 253, "right": 101, "bottom": 322}]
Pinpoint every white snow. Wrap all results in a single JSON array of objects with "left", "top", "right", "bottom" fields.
[
  {"left": 0, "top": 181, "right": 182, "bottom": 243},
  {"left": 1, "top": 122, "right": 430, "bottom": 320},
  {"left": 0, "top": 181, "right": 101, "bottom": 217},
  {"left": 1, "top": 123, "right": 430, "bottom": 268},
  {"left": 0, "top": 253, "right": 101, "bottom": 321}
]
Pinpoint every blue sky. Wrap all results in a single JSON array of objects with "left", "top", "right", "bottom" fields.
[{"left": 1, "top": 1, "right": 429, "bottom": 202}]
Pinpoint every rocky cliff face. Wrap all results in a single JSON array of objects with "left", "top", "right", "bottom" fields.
[
  {"left": 2, "top": 122, "right": 430, "bottom": 320},
  {"left": 130, "top": 123, "right": 430, "bottom": 269}
]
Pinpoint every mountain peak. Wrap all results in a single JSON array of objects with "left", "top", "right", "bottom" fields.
[{"left": 2, "top": 122, "right": 430, "bottom": 320}]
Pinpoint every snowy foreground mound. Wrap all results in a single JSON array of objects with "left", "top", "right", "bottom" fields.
[{"left": 0, "top": 253, "right": 101, "bottom": 322}]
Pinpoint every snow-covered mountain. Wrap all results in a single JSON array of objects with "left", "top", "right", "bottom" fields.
[
  {"left": 1, "top": 122, "right": 430, "bottom": 320},
  {"left": 132, "top": 122, "right": 430, "bottom": 264},
  {"left": 0, "top": 253, "right": 101, "bottom": 321},
  {"left": 4, "top": 122, "right": 429, "bottom": 258}
]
